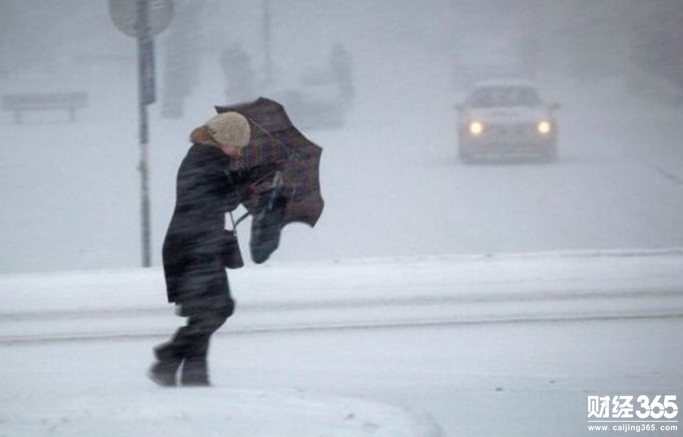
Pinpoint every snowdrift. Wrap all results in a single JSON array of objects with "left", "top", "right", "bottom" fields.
[
  {"left": 1, "top": 249, "right": 682, "bottom": 437},
  {"left": 0, "top": 387, "right": 441, "bottom": 437},
  {"left": 1, "top": 248, "right": 682, "bottom": 343}
]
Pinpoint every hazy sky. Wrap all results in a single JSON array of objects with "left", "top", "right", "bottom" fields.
[{"left": 1, "top": 1, "right": 682, "bottom": 274}]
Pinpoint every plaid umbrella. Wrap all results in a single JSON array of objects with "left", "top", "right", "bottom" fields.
[{"left": 216, "top": 97, "right": 324, "bottom": 263}]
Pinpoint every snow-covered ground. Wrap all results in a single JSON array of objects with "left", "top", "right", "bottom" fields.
[
  {"left": 2, "top": 248, "right": 683, "bottom": 342},
  {"left": 2, "top": 3, "right": 683, "bottom": 436},
  {"left": 0, "top": 383, "right": 439, "bottom": 437},
  {"left": 1, "top": 249, "right": 682, "bottom": 436}
]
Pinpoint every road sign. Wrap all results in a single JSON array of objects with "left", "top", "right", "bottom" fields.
[{"left": 109, "top": 0, "right": 173, "bottom": 38}]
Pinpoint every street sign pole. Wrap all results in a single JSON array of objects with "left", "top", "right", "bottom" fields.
[
  {"left": 137, "top": 0, "right": 152, "bottom": 268},
  {"left": 109, "top": 0, "right": 172, "bottom": 268},
  {"left": 263, "top": 0, "right": 272, "bottom": 84}
]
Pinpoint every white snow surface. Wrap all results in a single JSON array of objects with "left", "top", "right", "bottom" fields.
[
  {"left": 0, "top": 386, "right": 438, "bottom": 437},
  {"left": 2, "top": 248, "right": 683, "bottom": 343},
  {"left": 1, "top": 249, "right": 682, "bottom": 436},
  {"left": 2, "top": 3, "right": 683, "bottom": 436}
]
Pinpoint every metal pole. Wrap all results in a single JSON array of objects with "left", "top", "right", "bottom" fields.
[
  {"left": 137, "top": 0, "right": 152, "bottom": 267},
  {"left": 263, "top": 0, "right": 272, "bottom": 84}
]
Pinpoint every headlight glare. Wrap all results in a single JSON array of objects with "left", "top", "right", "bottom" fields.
[
  {"left": 469, "top": 121, "right": 484, "bottom": 135},
  {"left": 537, "top": 120, "right": 552, "bottom": 134}
]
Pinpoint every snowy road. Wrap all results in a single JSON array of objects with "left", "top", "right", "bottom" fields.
[
  {"left": 2, "top": 309, "right": 681, "bottom": 437},
  {"left": 2, "top": 249, "right": 683, "bottom": 343},
  {"left": 200, "top": 316, "right": 683, "bottom": 437},
  {"left": 1, "top": 251, "right": 682, "bottom": 436},
  {"left": 284, "top": 84, "right": 683, "bottom": 263}
]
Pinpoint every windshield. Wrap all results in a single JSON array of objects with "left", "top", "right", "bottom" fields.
[{"left": 468, "top": 86, "right": 542, "bottom": 107}]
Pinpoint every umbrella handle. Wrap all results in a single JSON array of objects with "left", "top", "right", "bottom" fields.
[
  {"left": 271, "top": 170, "right": 284, "bottom": 189},
  {"left": 228, "top": 169, "right": 283, "bottom": 232}
]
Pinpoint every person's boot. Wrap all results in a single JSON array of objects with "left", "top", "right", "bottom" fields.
[
  {"left": 181, "top": 358, "right": 210, "bottom": 386},
  {"left": 148, "top": 343, "right": 183, "bottom": 387}
]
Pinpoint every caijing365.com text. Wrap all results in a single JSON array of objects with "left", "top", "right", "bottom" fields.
[
  {"left": 588, "top": 395, "right": 678, "bottom": 432},
  {"left": 588, "top": 423, "right": 678, "bottom": 432}
]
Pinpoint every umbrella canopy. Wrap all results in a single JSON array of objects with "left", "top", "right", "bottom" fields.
[{"left": 216, "top": 97, "right": 324, "bottom": 263}]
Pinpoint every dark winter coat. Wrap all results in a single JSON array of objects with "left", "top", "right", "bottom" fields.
[{"left": 162, "top": 143, "right": 250, "bottom": 314}]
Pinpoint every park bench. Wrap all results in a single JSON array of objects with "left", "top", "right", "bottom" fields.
[{"left": 2, "top": 92, "right": 89, "bottom": 123}]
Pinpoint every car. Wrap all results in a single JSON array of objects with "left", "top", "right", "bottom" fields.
[
  {"left": 272, "top": 70, "right": 347, "bottom": 130},
  {"left": 455, "top": 80, "right": 560, "bottom": 163}
]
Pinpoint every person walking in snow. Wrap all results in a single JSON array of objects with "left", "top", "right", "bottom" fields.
[
  {"left": 220, "top": 43, "right": 255, "bottom": 104},
  {"left": 149, "top": 112, "right": 254, "bottom": 387}
]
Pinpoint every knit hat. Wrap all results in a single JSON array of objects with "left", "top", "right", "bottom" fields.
[{"left": 205, "top": 112, "right": 251, "bottom": 148}]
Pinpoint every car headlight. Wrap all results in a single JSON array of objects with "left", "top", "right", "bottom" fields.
[
  {"left": 469, "top": 121, "right": 484, "bottom": 135},
  {"left": 537, "top": 120, "right": 552, "bottom": 134}
]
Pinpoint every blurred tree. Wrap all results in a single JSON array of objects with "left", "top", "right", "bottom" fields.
[
  {"left": 328, "top": 43, "right": 354, "bottom": 102},
  {"left": 517, "top": 0, "right": 632, "bottom": 82},
  {"left": 161, "top": 0, "right": 204, "bottom": 119},
  {"left": 629, "top": 0, "right": 683, "bottom": 99},
  {"left": 220, "top": 43, "right": 255, "bottom": 104},
  {"left": 0, "top": 1, "right": 9, "bottom": 76}
]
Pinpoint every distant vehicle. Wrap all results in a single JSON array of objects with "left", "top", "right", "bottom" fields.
[
  {"left": 273, "top": 70, "right": 347, "bottom": 130},
  {"left": 455, "top": 80, "right": 560, "bottom": 163}
]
